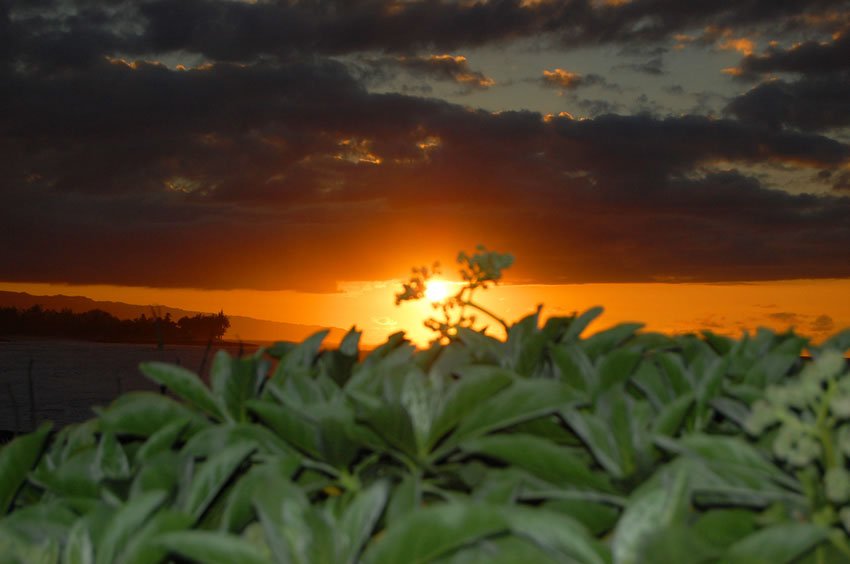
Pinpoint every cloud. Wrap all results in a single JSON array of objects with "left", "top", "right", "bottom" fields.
[
  {"left": 4, "top": 0, "right": 850, "bottom": 291},
  {"left": 2, "top": 55, "right": 850, "bottom": 290},
  {"left": 381, "top": 54, "right": 495, "bottom": 91},
  {"left": 734, "top": 33, "right": 850, "bottom": 77},
  {"left": 811, "top": 314, "right": 836, "bottom": 333},
  {"left": 541, "top": 68, "right": 609, "bottom": 89},
  {"left": 725, "top": 73, "right": 850, "bottom": 131},
  {"left": 615, "top": 56, "right": 666, "bottom": 75},
  {"left": 7, "top": 0, "right": 850, "bottom": 73}
]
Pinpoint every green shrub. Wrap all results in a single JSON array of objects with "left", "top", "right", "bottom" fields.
[
  {"left": 2, "top": 312, "right": 850, "bottom": 563},
  {"left": 2, "top": 248, "right": 850, "bottom": 562}
]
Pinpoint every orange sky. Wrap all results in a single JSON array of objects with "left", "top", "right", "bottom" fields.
[{"left": 2, "top": 278, "right": 847, "bottom": 347}]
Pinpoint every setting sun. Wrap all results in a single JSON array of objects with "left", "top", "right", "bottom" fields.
[{"left": 424, "top": 279, "right": 452, "bottom": 303}]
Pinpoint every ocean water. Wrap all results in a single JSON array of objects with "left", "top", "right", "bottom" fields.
[{"left": 0, "top": 339, "right": 251, "bottom": 433}]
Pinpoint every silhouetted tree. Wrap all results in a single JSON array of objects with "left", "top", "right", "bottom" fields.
[{"left": 0, "top": 306, "right": 230, "bottom": 344}]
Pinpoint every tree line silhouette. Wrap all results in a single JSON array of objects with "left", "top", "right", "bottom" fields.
[{"left": 0, "top": 306, "right": 230, "bottom": 343}]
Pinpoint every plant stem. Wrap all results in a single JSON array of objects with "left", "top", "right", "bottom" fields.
[{"left": 463, "top": 301, "right": 510, "bottom": 333}]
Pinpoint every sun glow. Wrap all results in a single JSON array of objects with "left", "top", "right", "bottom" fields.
[{"left": 424, "top": 279, "right": 452, "bottom": 303}]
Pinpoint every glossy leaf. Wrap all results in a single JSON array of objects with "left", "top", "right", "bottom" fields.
[
  {"left": 155, "top": 530, "right": 269, "bottom": 564},
  {"left": 461, "top": 433, "right": 611, "bottom": 491},
  {"left": 246, "top": 399, "right": 321, "bottom": 458},
  {"left": 134, "top": 416, "right": 190, "bottom": 464},
  {"left": 211, "top": 352, "right": 262, "bottom": 423},
  {"left": 550, "top": 344, "right": 594, "bottom": 393},
  {"left": 95, "top": 491, "right": 167, "bottom": 564},
  {"left": 92, "top": 431, "right": 130, "bottom": 481},
  {"left": 503, "top": 505, "right": 609, "bottom": 564},
  {"left": 437, "top": 379, "right": 580, "bottom": 456},
  {"left": 63, "top": 520, "right": 94, "bottom": 564},
  {"left": 613, "top": 464, "right": 690, "bottom": 564},
  {"left": 582, "top": 323, "right": 644, "bottom": 359},
  {"left": 360, "top": 503, "right": 508, "bottom": 564},
  {"left": 427, "top": 366, "right": 514, "bottom": 450},
  {"left": 0, "top": 422, "right": 51, "bottom": 513},
  {"left": 140, "top": 361, "right": 225, "bottom": 421},
  {"left": 338, "top": 480, "right": 390, "bottom": 564},
  {"left": 561, "top": 307, "right": 605, "bottom": 343},
  {"left": 97, "top": 392, "right": 206, "bottom": 438},
  {"left": 594, "top": 348, "right": 642, "bottom": 399},
  {"left": 721, "top": 523, "right": 830, "bottom": 564},
  {"left": 183, "top": 442, "right": 256, "bottom": 521}
]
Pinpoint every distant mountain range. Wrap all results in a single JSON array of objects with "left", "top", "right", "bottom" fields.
[{"left": 0, "top": 291, "right": 347, "bottom": 344}]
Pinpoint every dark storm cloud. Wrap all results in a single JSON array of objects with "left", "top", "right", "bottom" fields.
[
  {"left": 735, "top": 33, "right": 850, "bottom": 78},
  {"left": 726, "top": 74, "right": 850, "bottom": 131},
  {"left": 4, "top": 0, "right": 850, "bottom": 290},
  {"left": 7, "top": 0, "right": 850, "bottom": 71},
  {"left": 3, "top": 54, "right": 850, "bottom": 290}
]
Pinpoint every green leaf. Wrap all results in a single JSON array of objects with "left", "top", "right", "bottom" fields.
[
  {"left": 183, "top": 423, "right": 299, "bottom": 460},
  {"left": 509, "top": 330, "right": 549, "bottom": 377},
  {"left": 184, "top": 442, "right": 256, "bottom": 521},
  {"left": 121, "top": 509, "right": 194, "bottom": 564},
  {"left": 543, "top": 499, "right": 620, "bottom": 537},
  {"left": 63, "top": 520, "right": 94, "bottom": 564},
  {"left": 550, "top": 344, "right": 594, "bottom": 393},
  {"left": 134, "top": 416, "right": 190, "bottom": 465},
  {"left": 636, "top": 524, "right": 719, "bottom": 563},
  {"left": 0, "top": 501, "right": 76, "bottom": 544},
  {"left": 721, "top": 523, "right": 830, "bottom": 564},
  {"left": 357, "top": 400, "right": 418, "bottom": 459},
  {"left": 129, "top": 451, "right": 181, "bottom": 499},
  {"left": 456, "top": 327, "right": 504, "bottom": 362},
  {"left": 582, "top": 323, "right": 644, "bottom": 359},
  {"left": 503, "top": 505, "right": 609, "bottom": 564},
  {"left": 821, "top": 328, "right": 850, "bottom": 353},
  {"left": 269, "top": 329, "right": 329, "bottom": 383},
  {"left": 92, "top": 432, "right": 130, "bottom": 481},
  {"left": 561, "top": 409, "right": 624, "bottom": 479},
  {"left": 95, "top": 491, "right": 167, "bottom": 564},
  {"left": 594, "top": 348, "right": 642, "bottom": 399},
  {"left": 562, "top": 307, "right": 605, "bottom": 343},
  {"left": 246, "top": 399, "right": 321, "bottom": 458},
  {"left": 140, "top": 361, "right": 225, "bottom": 421},
  {"left": 211, "top": 352, "right": 263, "bottom": 423},
  {"left": 656, "top": 353, "right": 693, "bottom": 395},
  {"left": 0, "top": 422, "right": 51, "bottom": 513},
  {"left": 28, "top": 448, "right": 101, "bottom": 498},
  {"left": 427, "top": 366, "right": 514, "bottom": 450},
  {"left": 461, "top": 434, "right": 611, "bottom": 492},
  {"left": 652, "top": 393, "right": 694, "bottom": 437},
  {"left": 360, "top": 503, "right": 508, "bottom": 564},
  {"left": 316, "top": 408, "right": 361, "bottom": 468},
  {"left": 252, "top": 476, "right": 334, "bottom": 564},
  {"left": 669, "top": 434, "right": 798, "bottom": 490},
  {"left": 433, "top": 535, "right": 561, "bottom": 564},
  {"left": 98, "top": 392, "right": 207, "bottom": 438},
  {"left": 338, "top": 481, "right": 390, "bottom": 564},
  {"left": 155, "top": 531, "right": 269, "bottom": 564},
  {"left": 386, "top": 474, "right": 421, "bottom": 524},
  {"left": 613, "top": 464, "right": 690, "bottom": 564},
  {"left": 692, "top": 509, "right": 757, "bottom": 548},
  {"left": 631, "top": 360, "right": 675, "bottom": 407},
  {"left": 437, "top": 379, "right": 580, "bottom": 457}
]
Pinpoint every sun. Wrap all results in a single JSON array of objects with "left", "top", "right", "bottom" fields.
[{"left": 424, "top": 279, "right": 452, "bottom": 303}]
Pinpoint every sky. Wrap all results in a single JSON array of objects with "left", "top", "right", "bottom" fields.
[{"left": 3, "top": 0, "right": 850, "bottom": 345}]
